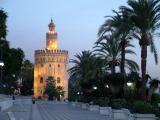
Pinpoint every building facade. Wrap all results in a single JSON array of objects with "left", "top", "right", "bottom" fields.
[{"left": 34, "top": 20, "right": 68, "bottom": 99}]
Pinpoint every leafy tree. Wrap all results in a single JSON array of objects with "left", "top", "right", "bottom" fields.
[
  {"left": 0, "top": 9, "right": 8, "bottom": 90},
  {"left": 0, "top": 9, "right": 7, "bottom": 39},
  {"left": 1, "top": 48, "right": 24, "bottom": 94},
  {"left": 0, "top": 9, "right": 25, "bottom": 94},
  {"left": 21, "top": 60, "right": 34, "bottom": 95},
  {"left": 121, "top": 0, "right": 160, "bottom": 100},
  {"left": 4, "top": 48, "right": 24, "bottom": 75},
  {"left": 45, "top": 76, "right": 58, "bottom": 100}
]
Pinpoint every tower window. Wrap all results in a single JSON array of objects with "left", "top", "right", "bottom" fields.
[
  {"left": 57, "top": 77, "right": 61, "bottom": 83},
  {"left": 58, "top": 64, "right": 60, "bottom": 68},
  {"left": 49, "top": 64, "right": 51, "bottom": 67},
  {"left": 40, "top": 77, "right": 43, "bottom": 83}
]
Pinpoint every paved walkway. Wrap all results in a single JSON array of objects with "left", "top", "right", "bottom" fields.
[
  {"left": 6, "top": 98, "right": 32, "bottom": 120},
  {"left": 0, "top": 112, "right": 10, "bottom": 120},
  {"left": 2, "top": 99, "right": 108, "bottom": 120},
  {"left": 37, "top": 101, "right": 107, "bottom": 120}
]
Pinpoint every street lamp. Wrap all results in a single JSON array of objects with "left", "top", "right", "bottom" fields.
[
  {"left": 77, "top": 92, "right": 80, "bottom": 95},
  {"left": 127, "top": 82, "right": 133, "bottom": 87},
  {"left": 0, "top": 61, "right": 4, "bottom": 67},
  {"left": 93, "top": 86, "right": 97, "bottom": 90},
  {"left": 105, "top": 84, "right": 109, "bottom": 88},
  {"left": 12, "top": 74, "right": 15, "bottom": 78}
]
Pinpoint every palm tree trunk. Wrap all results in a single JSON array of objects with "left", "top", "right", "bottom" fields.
[
  {"left": 111, "top": 60, "right": 116, "bottom": 75},
  {"left": 140, "top": 34, "right": 149, "bottom": 100},
  {"left": 120, "top": 37, "right": 126, "bottom": 76},
  {"left": 141, "top": 45, "right": 147, "bottom": 100},
  {"left": 121, "top": 37, "right": 127, "bottom": 98}
]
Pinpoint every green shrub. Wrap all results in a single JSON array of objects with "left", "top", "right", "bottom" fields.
[
  {"left": 132, "top": 101, "right": 153, "bottom": 114},
  {"left": 151, "top": 93, "right": 160, "bottom": 104},
  {"left": 152, "top": 107, "right": 160, "bottom": 117},
  {"left": 110, "top": 99, "right": 127, "bottom": 109},
  {"left": 79, "top": 96, "right": 93, "bottom": 103},
  {"left": 93, "top": 97, "right": 109, "bottom": 107}
]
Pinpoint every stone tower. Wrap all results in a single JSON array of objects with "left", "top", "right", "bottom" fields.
[{"left": 34, "top": 19, "right": 68, "bottom": 99}]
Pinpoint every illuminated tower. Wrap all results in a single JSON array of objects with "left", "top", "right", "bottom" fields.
[
  {"left": 34, "top": 19, "right": 68, "bottom": 99},
  {"left": 46, "top": 19, "right": 58, "bottom": 50}
]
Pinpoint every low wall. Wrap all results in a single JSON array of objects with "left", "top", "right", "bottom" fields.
[{"left": 70, "top": 102, "right": 158, "bottom": 120}]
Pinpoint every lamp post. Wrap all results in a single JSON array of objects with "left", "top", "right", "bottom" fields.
[
  {"left": 0, "top": 60, "right": 4, "bottom": 84},
  {"left": 0, "top": 43, "right": 4, "bottom": 87},
  {"left": 77, "top": 92, "right": 80, "bottom": 101}
]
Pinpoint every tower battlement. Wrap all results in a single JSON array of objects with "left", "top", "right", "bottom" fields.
[{"left": 35, "top": 49, "right": 68, "bottom": 55}]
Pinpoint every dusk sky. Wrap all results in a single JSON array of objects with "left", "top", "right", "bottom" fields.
[{"left": 0, "top": 0, "right": 160, "bottom": 78}]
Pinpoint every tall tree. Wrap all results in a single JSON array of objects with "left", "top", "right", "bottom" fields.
[
  {"left": 0, "top": 9, "right": 7, "bottom": 40},
  {"left": 2, "top": 48, "right": 24, "bottom": 94},
  {"left": 21, "top": 60, "right": 34, "bottom": 95},
  {"left": 0, "top": 9, "right": 8, "bottom": 91},
  {"left": 121, "top": 0, "right": 160, "bottom": 100},
  {"left": 45, "top": 76, "right": 58, "bottom": 100},
  {"left": 98, "top": 10, "right": 134, "bottom": 76},
  {"left": 94, "top": 35, "right": 139, "bottom": 75},
  {"left": 0, "top": 9, "right": 25, "bottom": 94}
]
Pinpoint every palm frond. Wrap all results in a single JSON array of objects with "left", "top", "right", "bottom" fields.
[{"left": 148, "top": 33, "right": 158, "bottom": 64}]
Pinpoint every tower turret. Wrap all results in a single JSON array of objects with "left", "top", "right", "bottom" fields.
[{"left": 46, "top": 19, "right": 58, "bottom": 50}]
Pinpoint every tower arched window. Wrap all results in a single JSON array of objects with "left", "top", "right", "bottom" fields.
[
  {"left": 58, "top": 64, "right": 60, "bottom": 68},
  {"left": 43, "top": 58, "right": 45, "bottom": 62},
  {"left": 41, "top": 64, "right": 43, "bottom": 67},
  {"left": 57, "top": 77, "right": 61, "bottom": 83},
  {"left": 40, "top": 77, "right": 43, "bottom": 83}
]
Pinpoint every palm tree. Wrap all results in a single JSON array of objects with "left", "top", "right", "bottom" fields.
[
  {"left": 94, "top": 35, "right": 139, "bottom": 75},
  {"left": 69, "top": 51, "right": 94, "bottom": 83},
  {"left": 121, "top": 0, "right": 160, "bottom": 100},
  {"left": 69, "top": 50, "right": 105, "bottom": 97},
  {"left": 98, "top": 10, "right": 134, "bottom": 76}
]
